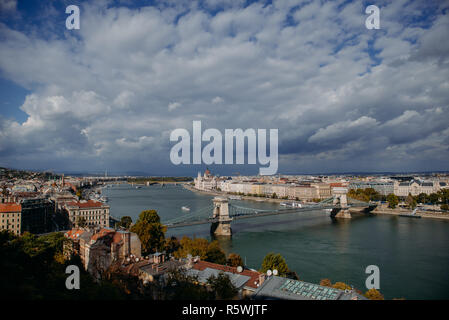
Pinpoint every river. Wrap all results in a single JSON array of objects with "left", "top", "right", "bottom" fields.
[{"left": 102, "top": 183, "right": 449, "bottom": 300}]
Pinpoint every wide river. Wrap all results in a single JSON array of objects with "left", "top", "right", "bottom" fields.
[{"left": 103, "top": 183, "right": 449, "bottom": 299}]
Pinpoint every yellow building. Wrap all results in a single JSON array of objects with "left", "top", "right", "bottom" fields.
[{"left": 0, "top": 203, "right": 22, "bottom": 235}]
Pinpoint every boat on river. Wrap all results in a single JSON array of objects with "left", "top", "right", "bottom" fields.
[{"left": 399, "top": 208, "right": 421, "bottom": 219}]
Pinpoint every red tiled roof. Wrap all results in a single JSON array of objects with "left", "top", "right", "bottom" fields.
[
  {"left": 13, "top": 192, "right": 39, "bottom": 198},
  {"left": 90, "top": 228, "right": 115, "bottom": 240},
  {"left": 65, "top": 228, "right": 86, "bottom": 240},
  {"left": 192, "top": 260, "right": 263, "bottom": 289},
  {"left": 0, "top": 203, "right": 21, "bottom": 213},
  {"left": 330, "top": 183, "right": 346, "bottom": 187},
  {"left": 66, "top": 200, "right": 106, "bottom": 208}
]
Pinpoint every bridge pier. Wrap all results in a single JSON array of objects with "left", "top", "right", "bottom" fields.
[
  {"left": 332, "top": 188, "right": 352, "bottom": 219},
  {"left": 210, "top": 197, "right": 232, "bottom": 237}
]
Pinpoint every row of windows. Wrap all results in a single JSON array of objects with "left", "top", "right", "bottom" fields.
[
  {"left": 2, "top": 219, "right": 19, "bottom": 223},
  {"left": 1, "top": 224, "right": 20, "bottom": 229},
  {"left": 71, "top": 216, "right": 107, "bottom": 221},
  {"left": 1, "top": 213, "right": 20, "bottom": 218}
]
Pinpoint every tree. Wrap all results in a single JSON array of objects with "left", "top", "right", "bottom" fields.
[
  {"left": 227, "top": 253, "right": 244, "bottom": 267},
  {"left": 174, "top": 236, "right": 209, "bottom": 259},
  {"left": 332, "top": 282, "right": 351, "bottom": 290},
  {"left": 207, "top": 272, "right": 238, "bottom": 300},
  {"left": 428, "top": 193, "right": 439, "bottom": 204},
  {"left": 205, "top": 241, "right": 226, "bottom": 265},
  {"left": 130, "top": 210, "right": 166, "bottom": 255},
  {"left": 76, "top": 216, "right": 87, "bottom": 228},
  {"left": 319, "top": 279, "right": 332, "bottom": 287},
  {"left": 386, "top": 193, "right": 399, "bottom": 209},
  {"left": 164, "top": 236, "right": 181, "bottom": 255},
  {"left": 364, "top": 288, "right": 384, "bottom": 300},
  {"left": 118, "top": 216, "right": 132, "bottom": 229},
  {"left": 441, "top": 204, "right": 449, "bottom": 211},
  {"left": 406, "top": 194, "right": 417, "bottom": 209},
  {"left": 416, "top": 193, "right": 428, "bottom": 204},
  {"left": 164, "top": 270, "right": 211, "bottom": 300},
  {"left": 260, "top": 252, "right": 289, "bottom": 276}
]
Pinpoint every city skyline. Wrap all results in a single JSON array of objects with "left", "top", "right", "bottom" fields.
[{"left": 1, "top": 0, "right": 448, "bottom": 175}]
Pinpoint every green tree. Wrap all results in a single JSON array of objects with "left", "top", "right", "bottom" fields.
[
  {"left": 260, "top": 252, "right": 289, "bottom": 277},
  {"left": 164, "top": 236, "right": 181, "bottom": 255},
  {"left": 205, "top": 241, "right": 226, "bottom": 265},
  {"left": 207, "top": 272, "right": 238, "bottom": 300},
  {"left": 416, "top": 193, "right": 428, "bottom": 204},
  {"left": 406, "top": 194, "right": 417, "bottom": 209},
  {"left": 118, "top": 216, "right": 132, "bottom": 229},
  {"left": 130, "top": 210, "right": 166, "bottom": 255},
  {"left": 227, "top": 253, "right": 244, "bottom": 267},
  {"left": 386, "top": 193, "right": 399, "bottom": 209},
  {"left": 439, "top": 189, "right": 449, "bottom": 204},
  {"left": 174, "top": 236, "right": 209, "bottom": 259},
  {"left": 164, "top": 270, "right": 211, "bottom": 300},
  {"left": 441, "top": 204, "right": 449, "bottom": 211},
  {"left": 428, "top": 193, "right": 439, "bottom": 204}
]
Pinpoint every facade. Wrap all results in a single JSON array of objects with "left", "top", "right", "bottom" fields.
[
  {"left": 20, "top": 197, "right": 53, "bottom": 234},
  {"left": 394, "top": 180, "right": 440, "bottom": 197},
  {"left": 311, "top": 183, "right": 332, "bottom": 199},
  {"left": 64, "top": 200, "right": 110, "bottom": 228},
  {"left": 0, "top": 203, "right": 22, "bottom": 235},
  {"left": 194, "top": 170, "right": 218, "bottom": 191},
  {"left": 349, "top": 181, "right": 394, "bottom": 196}
]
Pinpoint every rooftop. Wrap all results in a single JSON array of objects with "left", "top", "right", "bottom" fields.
[
  {"left": 0, "top": 203, "right": 21, "bottom": 213},
  {"left": 190, "top": 260, "right": 263, "bottom": 289},
  {"left": 253, "top": 276, "right": 367, "bottom": 300},
  {"left": 66, "top": 200, "right": 108, "bottom": 209}
]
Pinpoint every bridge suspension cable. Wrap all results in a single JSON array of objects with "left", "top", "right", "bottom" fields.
[{"left": 163, "top": 204, "right": 215, "bottom": 225}]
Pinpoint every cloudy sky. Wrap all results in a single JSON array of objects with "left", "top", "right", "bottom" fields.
[{"left": 0, "top": 0, "right": 448, "bottom": 175}]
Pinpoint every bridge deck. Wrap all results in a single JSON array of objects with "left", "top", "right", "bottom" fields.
[{"left": 164, "top": 204, "right": 368, "bottom": 229}]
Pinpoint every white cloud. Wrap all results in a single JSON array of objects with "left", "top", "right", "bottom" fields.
[
  {"left": 212, "top": 96, "right": 224, "bottom": 104},
  {"left": 0, "top": 0, "right": 448, "bottom": 173},
  {"left": 168, "top": 102, "right": 182, "bottom": 111}
]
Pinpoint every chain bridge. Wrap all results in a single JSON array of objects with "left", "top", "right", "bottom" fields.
[{"left": 164, "top": 188, "right": 376, "bottom": 236}]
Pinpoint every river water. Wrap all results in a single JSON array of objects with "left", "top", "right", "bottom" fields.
[{"left": 103, "top": 183, "right": 449, "bottom": 299}]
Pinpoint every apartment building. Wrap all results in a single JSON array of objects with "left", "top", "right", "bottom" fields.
[
  {"left": 64, "top": 200, "right": 110, "bottom": 228},
  {"left": 0, "top": 203, "right": 22, "bottom": 235},
  {"left": 64, "top": 227, "right": 141, "bottom": 277}
]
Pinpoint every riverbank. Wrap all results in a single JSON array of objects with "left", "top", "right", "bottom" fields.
[
  {"left": 183, "top": 184, "right": 289, "bottom": 204},
  {"left": 373, "top": 207, "right": 449, "bottom": 221}
]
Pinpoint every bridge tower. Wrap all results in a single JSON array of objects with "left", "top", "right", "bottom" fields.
[
  {"left": 332, "top": 187, "right": 351, "bottom": 219},
  {"left": 210, "top": 197, "right": 233, "bottom": 237}
]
